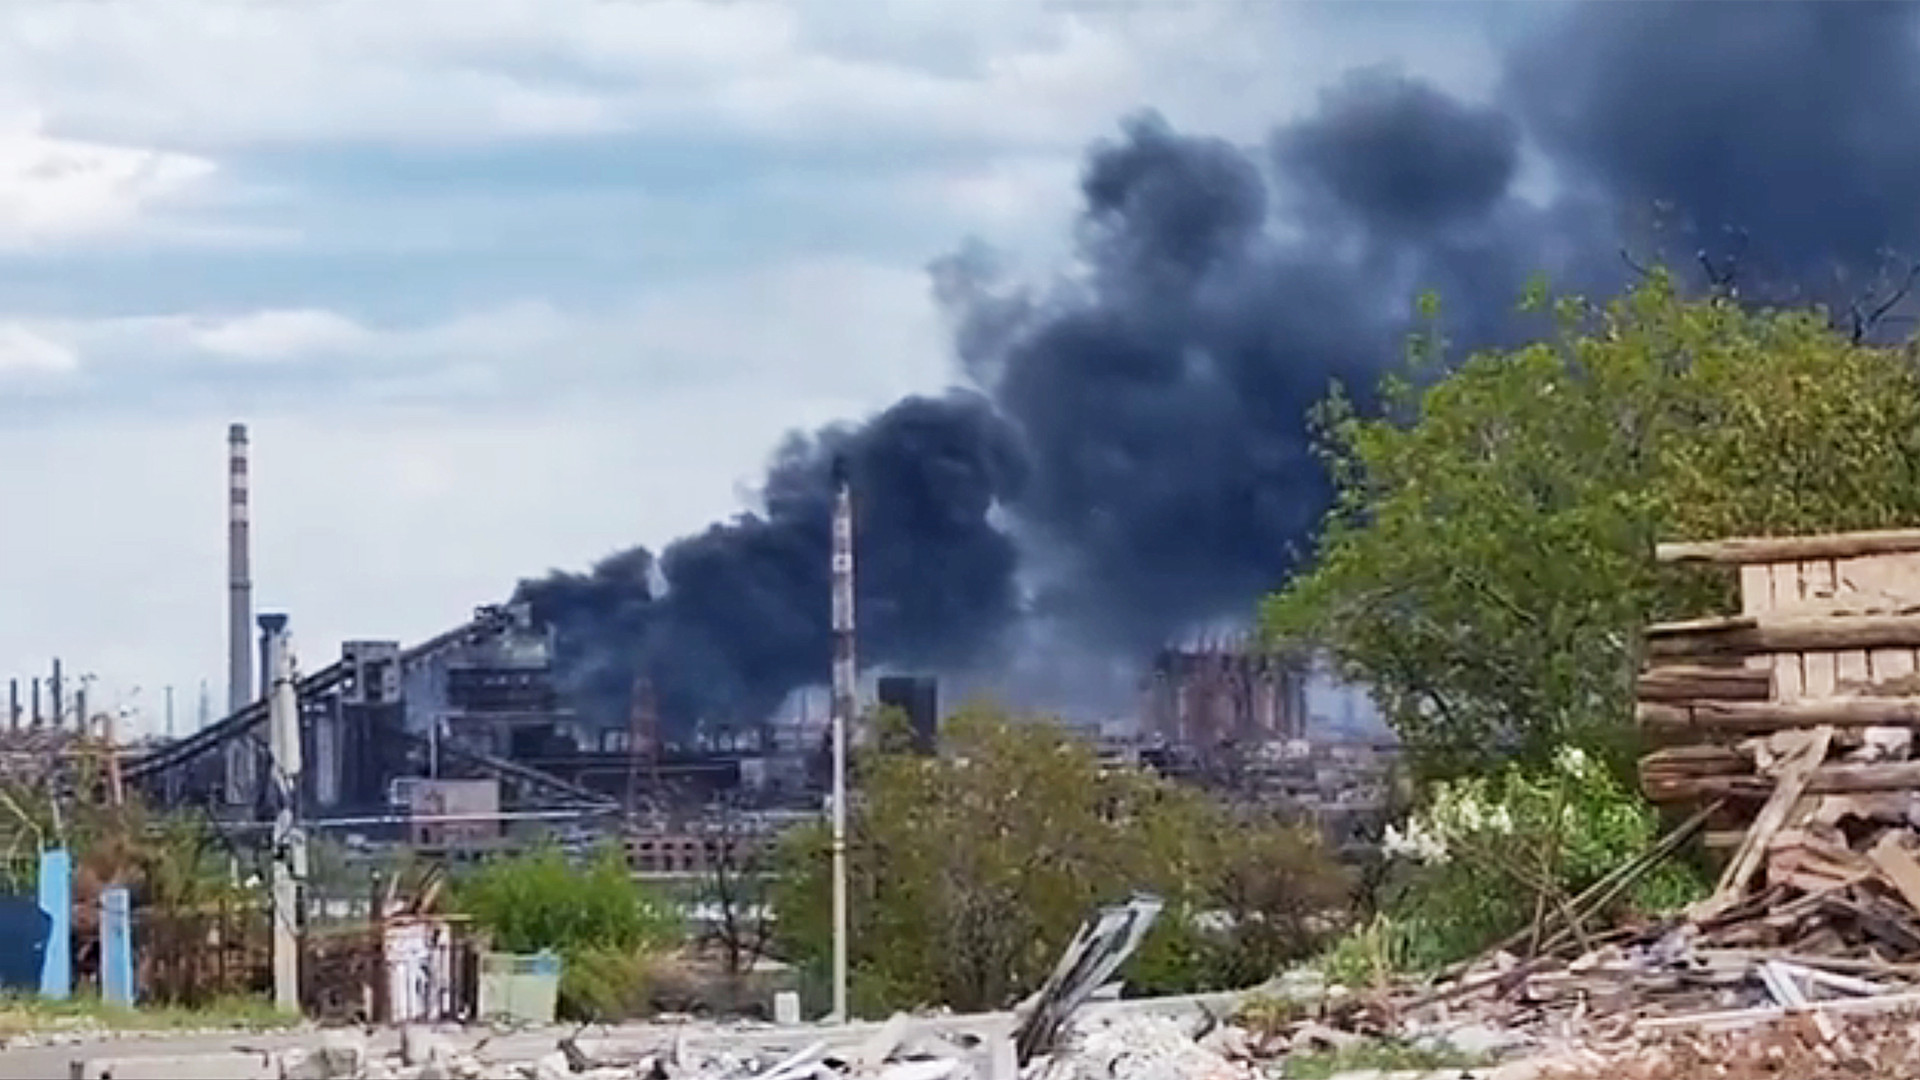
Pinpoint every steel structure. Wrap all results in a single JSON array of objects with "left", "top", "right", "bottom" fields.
[{"left": 124, "top": 607, "right": 614, "bottom": 813}]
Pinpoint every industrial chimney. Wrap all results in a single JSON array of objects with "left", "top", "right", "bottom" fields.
[{"left": 228, "top": 423, "right": 253, "bottom": 714}]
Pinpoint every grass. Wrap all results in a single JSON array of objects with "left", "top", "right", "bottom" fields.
[
  {"left": 1280, "top": 1038, "right": 1490, "bottom": 1079},
  {"left": 0, "top": 993, "right": 298, "bottom": 1038}
]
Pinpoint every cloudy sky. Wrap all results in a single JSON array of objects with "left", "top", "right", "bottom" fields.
[{"left": 0, "top": 0, "right": 1506, "bottom": 735}]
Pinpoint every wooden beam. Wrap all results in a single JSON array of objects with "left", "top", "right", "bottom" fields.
[
  {"left": 1644, "top": 614, "right": 1920, "bottom": 658},
  {"left": 1650, "top": 760, "right": 1920, "bottom": 802},
  {"left": 1656, "top": 529, "right": 1920, "bottom": 566},
  {"left": 1635, "top": 665, "right": 1773, "bottom": 702},
  {"left": 1695, "top": 726, "right": 1831, "bottom": 920},
  {"left": 1638, "top": 696, "right": 1920, "bottom": 734},
  {"left": 1645, "top": 614, "right": 1759, "bottom": 638}
]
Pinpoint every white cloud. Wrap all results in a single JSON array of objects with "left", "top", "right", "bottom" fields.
[
  {"left": 0, "top": 254, "right": 950, "bottom": 405},
  {"left": 0, "top": 321, "right": 76, "bottom": 374},
  {"left": 185, "top": 309, "right": 372, "bottom": 361},
  {"left": 0, "top": 113, "right": 215, "bottom": 247},
  {"left": 0, "top": 1, "right": 1495, "bottom": 152}
]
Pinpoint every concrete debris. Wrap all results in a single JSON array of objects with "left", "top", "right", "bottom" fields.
[
  {"left": 1024, "top": 1015, "right": 1246, "bottom": 1080},
  {"left": 1010, "top": 893, "right": 1164, "bottom": 1065}
]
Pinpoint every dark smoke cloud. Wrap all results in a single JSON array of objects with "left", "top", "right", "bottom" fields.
[
  {"left": 518, "top": 392, "right": 1023, "bottom": 730},
  {"left": 523, "top": 1, "right": 1920, "bottom": 736},
  {"left": 1276, "top": 69, "right": 1520, "bottom": 239},
  {"left": 1506, "top": 0, "right": 1920, "bottom": 283}
]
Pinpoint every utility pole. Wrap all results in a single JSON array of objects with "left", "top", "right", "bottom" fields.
[
  {"left": 261, "top": 613, "right": 303, "bottom": 1015},
  {"left": 829, "top": 456, "right": 856, "bottom": 1023}
]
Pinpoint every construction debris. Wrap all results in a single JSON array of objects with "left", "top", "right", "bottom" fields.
[{"left": 1011, "top": 893, "right": 1164, "bottom": 1064}]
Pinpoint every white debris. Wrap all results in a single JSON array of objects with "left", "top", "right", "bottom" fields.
[
  {"left": 1023, "top": 1014, "right": 1252, "bottom": 1080},
  {"left": 278, "top": 1032, "right": 368, "bottom": 1080}
]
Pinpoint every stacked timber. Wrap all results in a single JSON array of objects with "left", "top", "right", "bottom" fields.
[
  {"left": 1632, "top": 528, "right": 1920, "bottom": 954},
  {"left": 1638, "top": 527, "right": 1920, "bottom": 817}
]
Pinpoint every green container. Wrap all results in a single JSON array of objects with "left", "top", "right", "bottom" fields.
[{"left": 477, "top": 951, "right": 562, "bottom": 1025}]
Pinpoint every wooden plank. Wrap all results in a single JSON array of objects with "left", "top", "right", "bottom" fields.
[
  {"left": 1637, "top": 696, "right": 1920, "bottom": 734},
  {"left": 1696, "top": 726, "right": 1831, "bottom": 920},
  {"left": 1774, "top": 564, "right": 1804, "bottom": 699},
  {"left": 1873, "top": 646, "right": 1917, "bottom": 686},
  {"left": 1644, "top": 614, "right": 1920, "bottom": 659},
  {"left": 1803, "top": 561, "right": 1840, "bottom": 698},
  {"left": 1741, "top": 563, "right": 1777, "bottom": 675},
  {"left": 1640, "top": 744, "right": 1750, "bottom": 776},
  {"left": 1837, "top": 646, "right": 1871, "bottom": 698},
  {"left": 1802, "top": 649, "right": 1839, "bottom": 700},
  {"left": 1837, "top": 551, "right": 1920, "bottom": 597},
  {"left": 1645, "top": 614, "right": 1760, "bottom": 638},
  {"left": 1740, "top": 564, "right": 1774, "bottom": 616},
  {"left": 1635, "top": 666, "right": 1773, "bottom": 702},
  {"left": 1867, "top": 833, "right": 1920, "bottom": 914},
  {"left": 1658, "top": 759, "right": 1920, "bottom": 800},
  {"left": 1657, "top": 529, "right": 1920, "bottom": 565},
  {"left": 1635, "top": 989, "right": 1920, "bottom": 1035}
]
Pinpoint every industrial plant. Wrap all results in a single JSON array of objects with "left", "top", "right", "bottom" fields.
[{"left": 3, "top": 421, "right": 1396, "bottom": 869}]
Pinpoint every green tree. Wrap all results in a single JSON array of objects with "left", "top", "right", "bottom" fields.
[
  {"left": 1264, "top": 274, "right": 1920, "bottom": 779},
  {"left": 770, "top": 704, "right": 1350, "bottom": 1015}
]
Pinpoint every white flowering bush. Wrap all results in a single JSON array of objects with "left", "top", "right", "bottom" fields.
[{"left": 1328, "top": 745, "right": 1704, "bottom": 973}]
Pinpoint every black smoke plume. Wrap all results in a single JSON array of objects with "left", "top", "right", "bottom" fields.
[
  {"left": 519, "top": 392, "right": 1025, "bottom": 731},
  {"left": 521, "top": 1, "right": 1920, "bottom": 735}
]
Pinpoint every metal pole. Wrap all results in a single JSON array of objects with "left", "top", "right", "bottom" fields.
[{"left": 829, "top": 457, "right": 856, "bottom": 1022}]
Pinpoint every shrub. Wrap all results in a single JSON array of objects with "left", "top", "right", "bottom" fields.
[
  {"left": 1330, "top": 746, "right": 1707, "bottom": 972},
  {"left": 461, "top": 842, "right": 679, "bottom": 956},
  {"left": 457, "top": 842, "right": 682, "bottom": 1021},
  {"left": 558, "top": 945, "right": 654, "bottom": 1022}
]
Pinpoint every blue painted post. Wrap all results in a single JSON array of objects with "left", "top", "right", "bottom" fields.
[
  {"left": 101, "top": 886, "right": 132, "bottom": 1007},
  {"left": 37, "top": 849, "right": 70, "bottom": 1000}
]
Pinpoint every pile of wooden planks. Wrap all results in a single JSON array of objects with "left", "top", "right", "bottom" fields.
[{"left": 1637, "top": 528, "right": 1920, "bottom": 955}]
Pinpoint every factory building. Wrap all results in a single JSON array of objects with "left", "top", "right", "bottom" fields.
[{"left": 1140, "top": 636, "right": 1311, "bottom": 750}]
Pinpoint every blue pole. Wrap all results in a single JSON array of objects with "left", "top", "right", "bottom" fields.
[
  {"left": 37, "top": 849, "right": 70, "bottom": 1000},
  {"left": 101, "top": 886, "right": 132, "bottom": 1007}
]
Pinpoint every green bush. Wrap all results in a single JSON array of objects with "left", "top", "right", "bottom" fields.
[
  {"left": 557, "top": 945, "right": 654, "bottom": 1022},
  {"left": 1326, "top": 746, "right": 1707, "bottom": 973},
  {"left": 456, "top": 842, "right": 682, "bottom": 1020}
]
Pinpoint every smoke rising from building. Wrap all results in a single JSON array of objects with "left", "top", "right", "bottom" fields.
[{"left": 519, "top": 1, "right": 1920, "bottom": 734}]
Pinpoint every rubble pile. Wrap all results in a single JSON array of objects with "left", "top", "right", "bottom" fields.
[{"left": 1566, "top": 1010, "right": 1920, "bottom": 1079}]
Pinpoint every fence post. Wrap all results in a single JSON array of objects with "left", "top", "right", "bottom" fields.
[
  {"left": 37, "top": 849, "right": 69, "bottom": 1000},
  {"left": 101, "top": 886, "right": 133, "bottom": 1006}
]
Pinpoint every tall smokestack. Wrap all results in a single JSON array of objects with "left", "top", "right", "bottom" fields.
[
  {"left": 828, "top": 454, "right": 854, "bottom": 1022},
  {"left": 228, "top": 423, "right": 253, "bottom": 714}
]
